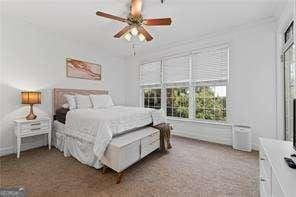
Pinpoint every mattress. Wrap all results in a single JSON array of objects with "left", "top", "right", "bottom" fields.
[
  {"left": 53, "top": 120, "right": 65, "bottom": 133},
  {"left": 53, "top": 105, "right": 167, "bottom": 170},
  {"left": 53, "top": 106, "right": 155, "bottom": 169},
  {"left": 64, "top": 106, "right": 153, "bottom": 158}
]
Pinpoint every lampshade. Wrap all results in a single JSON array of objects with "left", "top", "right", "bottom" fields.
[{"left": 21, "top": 92, "right": 41, "bottom": 104}]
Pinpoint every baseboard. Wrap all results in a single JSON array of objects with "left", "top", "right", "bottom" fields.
[
  {"left": 252, "top": 143, "right": 259, "bottom": 151},
  {"left": 172, "top": 130, "right": 232, "bottom": 146},
  {"left": 0, "top": 146, "right": 15, "bottom": 157},
  {"left": 0, "top": 139, "right": 47, "bottom": 157},
  {"left": 0, "top": 131, "right": 258, "bottom": 157},
  {"left": 172, "top": 130, "right": 259, "bottom": 152}
]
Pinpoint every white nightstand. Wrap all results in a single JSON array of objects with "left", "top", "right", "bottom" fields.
[{"left": 14, "top": 117, "right": 52, "bottom": 158}]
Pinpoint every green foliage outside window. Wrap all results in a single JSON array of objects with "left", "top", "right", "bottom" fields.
[
  {"left": 195, "top": 86, "right": 226, "bottom": 121},
  {"left": 167, "top": 88, "right": 189, "bottom": 118},
  {"left": 143, "top": 86, "right": 226, "bottom": 121}
]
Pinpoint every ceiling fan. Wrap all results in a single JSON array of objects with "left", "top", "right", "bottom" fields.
[{"left": 96, "top": 0, "right": 172, "bottom": 42}]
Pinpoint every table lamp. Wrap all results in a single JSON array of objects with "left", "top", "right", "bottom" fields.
[{"left": 21, "top": 91, "right": 41, "bottom": 120}]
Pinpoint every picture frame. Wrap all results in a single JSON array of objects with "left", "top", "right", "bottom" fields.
[{"left": 66, "top": 58, "right": 101, "bottom": 81}]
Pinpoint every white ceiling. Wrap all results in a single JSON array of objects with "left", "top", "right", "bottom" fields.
[{"left": 1, "top": 0, "right": 289, "bottom": 58}]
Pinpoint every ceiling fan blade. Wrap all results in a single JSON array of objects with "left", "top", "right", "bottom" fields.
[
  {"left": 96, "top": 11, "right": 127, "bottom": 23},
  {"left": 130, "top": 0, "right": 142, "bottom": 16},
  {"left": 143, "top": 18, "right": 172, "bottom": 26},
  {"left": 114, "top": 26, "right": 131, "bottom": 38},
  {"left": 138, "top": 26, "right": 153, "bottom": 41}
]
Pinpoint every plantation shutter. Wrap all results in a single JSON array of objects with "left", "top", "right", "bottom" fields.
[
  {"left": 140, "top": 61, "right": 161, "bottom": 86},
  {"left": 163, "top": 55, "right": 190, "bottom": 84},
  {"left": 192, "top": 47, "right": 228, "bottom": 82}
]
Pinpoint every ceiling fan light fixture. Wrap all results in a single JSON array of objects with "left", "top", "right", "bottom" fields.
[
  {"left": 138, "top": 33, "right": 146, "bottom": 42},
  {"left": 96, "top": 0, "right": 172, "bottom": 42},
  {"left": 124, "top": 33, "right": 132, "bottom": 41},
  {"left": 130, "top": 27, "right": 138, "bottom": 36}
]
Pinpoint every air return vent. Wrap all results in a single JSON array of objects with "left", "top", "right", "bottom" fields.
[{"left": 232, "top": 125, "right": 252, "bottom": 152}]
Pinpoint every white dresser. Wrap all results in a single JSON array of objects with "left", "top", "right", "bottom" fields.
[{"left": 259, "top": 138, "right": 296, "bottom": 197}]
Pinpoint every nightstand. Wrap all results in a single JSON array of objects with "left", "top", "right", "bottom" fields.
[{"left": 14, "top": 117, "right": 51, "bottom": 158}]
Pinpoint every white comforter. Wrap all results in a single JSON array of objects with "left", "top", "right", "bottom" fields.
[{"left": 64, "top": 106, "right": 155, "bottom": 159}]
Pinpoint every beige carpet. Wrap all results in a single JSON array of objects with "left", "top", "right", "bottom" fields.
[{"left": 0, "top": 136, "right": 259, "bottom": 197}]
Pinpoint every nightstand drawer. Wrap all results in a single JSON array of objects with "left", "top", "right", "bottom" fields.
[
  {"left": 20, "top": 121, "right": 50, "bottom": 131},
  {"left": 21, "top": 128, "right": 50, "bottom": 135}
]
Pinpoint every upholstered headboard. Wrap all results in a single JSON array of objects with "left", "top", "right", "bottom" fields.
[{"left": 53, "top": 88, "right": 108, "bottom": 114}]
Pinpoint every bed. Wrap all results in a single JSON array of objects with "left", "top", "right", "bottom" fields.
[{"left": 52, "top": 88, "right": 157, "bottom": 169}]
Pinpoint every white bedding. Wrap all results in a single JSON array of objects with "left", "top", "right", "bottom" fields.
[
  {"left": 64, "top": 106, "right": 154, "bottom": 159},
  {"left": 53, "top": 120, "right": 102, "bottom": 168},
  {"left": 53, "top": 120, "right": 66, "bottom": 151}
]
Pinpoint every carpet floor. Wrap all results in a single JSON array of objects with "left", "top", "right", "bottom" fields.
[{"left": 0, "top": 136, "right": 259, "bottom": 197}]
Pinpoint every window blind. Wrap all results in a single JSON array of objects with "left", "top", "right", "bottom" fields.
[
  {"left": 140, "top": 61, "right": 161, "bottom": 86},
  {"left": 163, "top": 56, "right": 190, "bottom": 84},
  {"left": 192, "top": 47, "right": 228, "bottom": 82}
]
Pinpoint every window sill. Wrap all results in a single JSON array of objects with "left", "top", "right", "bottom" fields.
[{"left": 166, "top": 117, "right": 232, "bottom": 127}]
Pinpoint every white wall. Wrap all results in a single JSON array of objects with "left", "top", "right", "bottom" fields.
[
  {"left": 0, "top": 18, "right": 128, "bottom": 155},
  {"left": 126, "top": 19, "right": 278, "bottom": 149}
]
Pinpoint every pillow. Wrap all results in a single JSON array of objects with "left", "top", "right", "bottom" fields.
[
  {"left": 152, "top": 109, "right": 167, "bottom": 126},
  {"left": 64, "top": 94, "right": 76, "bottom": 110},
  {"left": 62, "top": 103, "right": 70, "bottom": 109},
  {"left": 90, "top": 94, "right": 114, "bottom": 108},
  {"left": 75, "top": 94, "right": 92, "bottom": 109}
]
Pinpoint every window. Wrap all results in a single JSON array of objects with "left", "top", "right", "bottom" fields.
[
  {"left": 140, "top": 61, "right": 162, "bottom": 110},
  {"left": 163, "top": 56, "right": 190, "bottom": 84},
  {"left": 191, "top": 47, "right": 228, "bottom": 82},
  {"left": 195, "top": 86, "right": 226, "bottom": 121},
  {"left": 166, "top": 87, "right": 189, "bottom": 118},
  {"left": 140, "top": 61, "right": 161, "bottom": 86},
  {"left": 139, "top": 45, "right": 229, "bottom": 123},
  {"left": 143, "top": 88, "right": 161, "bottom": 109}
]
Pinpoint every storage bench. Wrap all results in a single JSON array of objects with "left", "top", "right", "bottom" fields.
[{"left": 101, "top": 127, "right": 160, "bottom": 183}]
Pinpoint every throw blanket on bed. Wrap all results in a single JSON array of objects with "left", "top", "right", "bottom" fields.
[
  {"left": 64, "top": 106, "right": 164, "bottom": 159},
  {"left": 153, "top": 123, "right": 172, "bottom": 152}
]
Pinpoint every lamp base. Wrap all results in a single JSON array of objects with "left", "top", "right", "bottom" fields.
[
  {"left": 26, "top": 104, "right": 37, "bottom": 120},
  {"left": 26, "top": 113, "right": 37, "bottom": 120}
]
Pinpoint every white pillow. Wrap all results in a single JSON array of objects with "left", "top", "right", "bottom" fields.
[
  {"left": 62, "top": 103, "right": 70, "bottom": 109},
  {"left": 64, "top": 94, "right": 76, "bottom": 110},
  {"left": 75, "top": 94, "right": 92, "bottom": 109},
  {"left": 152, "top": 109, "right": 167, "bottom": 126},
  {"left": 90, "top": 94, "right": 114, "bottom": 108}
]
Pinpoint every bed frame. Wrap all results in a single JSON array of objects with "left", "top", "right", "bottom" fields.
[
  {"left": 53, "top": 88, "right": 108, "bottom": 114},
  {"left": 52, "top": 88, "right": 163, "bottom": 184}
]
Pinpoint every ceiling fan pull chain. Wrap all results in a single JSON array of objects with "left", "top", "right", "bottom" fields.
[
  {"left": 132, "top": 44, "right": 136, "bottom": 56},
  {"left": 130, "top": 43, "right": 136, "bottom": 57}
]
